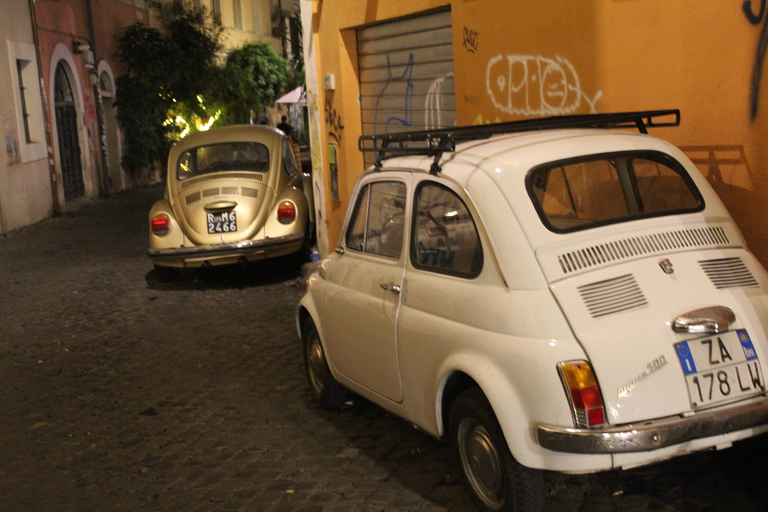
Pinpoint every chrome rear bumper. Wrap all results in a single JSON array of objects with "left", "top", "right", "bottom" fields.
[
  {"left": 148, "top": 233, "right": 304, "bottom": 264},
  {"left": 537, "top": 395, "right": 768, "bottom": 453}
]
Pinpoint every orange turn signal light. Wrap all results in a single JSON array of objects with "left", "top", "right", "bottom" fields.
[
  {"left": 558, "top": 361, "right": 606, "bottom": 428},
  {"left": 277, "top": 201, "right": 296, "bottom": 223},
  {"left": 151, "top": 213, "right": 171, "bottom": 236}
]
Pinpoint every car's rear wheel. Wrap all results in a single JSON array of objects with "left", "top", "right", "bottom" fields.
[
  {"left": 302, "top": 318, "right": 348, "bottom": 409},
  {"left": 449, "top": 388, "right": 545, "bottom": 512}
]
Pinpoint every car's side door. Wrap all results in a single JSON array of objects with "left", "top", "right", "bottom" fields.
[
  {"left": 322, "top": 173, "right": 411, "bottom": 403},
  {"left": 395, "top": 177, "right": 491, "bottom": 427}
]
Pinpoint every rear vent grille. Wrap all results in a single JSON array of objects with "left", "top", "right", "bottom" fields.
[
  {"left": 558, "top": 227, "right": 730, "bottom": 275},
  {"left": 181, "top": 172, "right": 265, "bottom": 189},
  {"left": 578, "top": 274, "right": 648, "bottom": 318},
  {"left": 242, "top": 187, "right": 259, "bottom": 198},
  {"left": 699, "top": 257, "right": 759, "bottom": 289},
  {"left": 185, "top": 191, "right": 200, "bottom": 205},
  {"left": 203, "top": 188, "right": 219, "bottom": 198}
]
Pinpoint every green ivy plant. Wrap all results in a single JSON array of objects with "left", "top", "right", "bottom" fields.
[
  {"left": 116, "top": 1, "right": 293, "bottom": 179},
  {"left": 115, "top": 0, "right": 223, "bottom": 179},
  {"left": 221, "top": 43, "right": 288, "bottom": 125}
]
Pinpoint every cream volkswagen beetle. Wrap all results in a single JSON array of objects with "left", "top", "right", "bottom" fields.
[
  {"left": 148, "top": 125, "right": 313, "bottom": 279},
  {"left": 296, "top": 111, "right": 768, "bottom": 511}
]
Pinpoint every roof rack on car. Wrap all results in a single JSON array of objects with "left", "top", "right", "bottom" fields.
[{"left": 358, "top": 109, "right": 680, "bottom": 175}]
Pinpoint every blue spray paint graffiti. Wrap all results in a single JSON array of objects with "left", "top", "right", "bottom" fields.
[
  {"left": 744, "top": 0, "right": 768, "bottom": 119},
  {"left": 373, "top": 53, "right": 415, "bottom": 134}
]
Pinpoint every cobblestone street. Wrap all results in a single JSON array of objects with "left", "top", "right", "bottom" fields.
[{"left": 1, "top": 185, "right": 768, "bottom": 511}]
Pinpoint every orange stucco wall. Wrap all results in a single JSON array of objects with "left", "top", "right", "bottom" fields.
[{"left": 309, "top": 0, "right": 768, "bottom": 266}]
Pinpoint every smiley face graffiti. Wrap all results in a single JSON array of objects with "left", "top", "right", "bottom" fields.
[{"left": 485, "top": 54, "right": 602, "bottom": 116}]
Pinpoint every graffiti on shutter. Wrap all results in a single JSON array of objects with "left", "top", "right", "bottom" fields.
[{"left": 357, "top": 10, "right": 456, "bottom": 164}]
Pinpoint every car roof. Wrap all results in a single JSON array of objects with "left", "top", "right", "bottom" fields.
[{"left": 375, "top": 127, "right": 729, "bottom": 255}]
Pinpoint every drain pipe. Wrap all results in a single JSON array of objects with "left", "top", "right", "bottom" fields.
[{"left": 28, "top": 0, "right": 62, "bottom": 214}]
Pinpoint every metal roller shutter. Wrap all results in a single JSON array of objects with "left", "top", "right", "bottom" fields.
[{"left": 357, "top": 10, "right": 456, "bottom": 163}]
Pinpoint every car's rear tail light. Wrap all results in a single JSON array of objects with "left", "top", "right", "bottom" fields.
[
  {"left": 558, "top": 361, "right": 606, "bottom": 428},
  {"left": 151, "top": 213, "right": 171, "bottom": 236},
  {"left": 277, "top": 201, "right": 296, "bottom": 224}
]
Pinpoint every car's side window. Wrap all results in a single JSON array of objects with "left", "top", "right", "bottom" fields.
[
  {"left": 346, "top": 186, "right": 370, "bottom": 251},
  {"left": 282, "top": 137, "right": 300, "bottom": 178},
  {"left": 345, "top": 181, "right": 407, "bottom": 258},
  {"left": 411, "top": 182, "right": 483, "bottom": 278}
]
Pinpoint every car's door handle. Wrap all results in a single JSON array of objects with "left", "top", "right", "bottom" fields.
[{"left": 380, "top": 283, "right": 401, "bottom": 294}]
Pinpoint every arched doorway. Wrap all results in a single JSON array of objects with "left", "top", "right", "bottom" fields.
[
  {"left": 54, "top": 61, "right": 85, "bottom": 201},
  {"left": 99, "top": 68, "right": 123, "bottom": 191}
]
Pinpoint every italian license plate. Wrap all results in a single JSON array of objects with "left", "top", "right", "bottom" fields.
[
  {"left": 207, "top": 211, "right": 237, "bottom": 234},
  {"left": 675, "top": 329, "right": 764, "bottom": 409}
]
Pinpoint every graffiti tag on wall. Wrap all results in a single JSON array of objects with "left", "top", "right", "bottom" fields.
[
  {"left": 374, "top": 53, "right": 415, "bottom": 134},
  {"left": 425, "top": 72, "right": 455, "bottom": 130},
  {"left": 324, "top": 97, "right": 344, "bottom": 143},
  {"left": 486, "top": 54, "right": 602, "bottom": 116},
  {"left": 3, "top": 113, "right": 20, "bottom": 165},
  {"left": 463, "top": 27, "right": 480, "bottom": 54},
  {"left": 370, "top": 52, "right": 456, "bottom": 136},
  {"left": 743, "top": 0, "right": 768, "bottom": 119},
  {"left": 307, "top": 92, "right": 323, "bottom": 177}
]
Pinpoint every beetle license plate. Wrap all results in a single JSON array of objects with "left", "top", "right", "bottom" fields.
[
  {"left": 675, "top": 329, "right": 764, "bottom": 409},
  {"left": 207, "top": 211, "right": 237, "bottom": 234}
]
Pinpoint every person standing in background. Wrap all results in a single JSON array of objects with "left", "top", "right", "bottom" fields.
[{"left": 277, "top": 115, "right": 293, "bottom": 136}]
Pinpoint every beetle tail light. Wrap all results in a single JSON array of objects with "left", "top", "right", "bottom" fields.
[
  {"left": 277, "top": 201, "right": 296, "bottom": 223},
  {"left": 558, "top": 361, "right": 606, "bottom": 429},
  {"left": 151, "top": 213, "right": 171, "bottom": 236}
]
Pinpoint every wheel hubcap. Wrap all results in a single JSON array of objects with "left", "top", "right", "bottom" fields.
[
  {"left": 306, "top": 332, "right": 325, "bottom": 395},
  {"left": 458, "top": 418, "right": 505, "bottom": 510}
]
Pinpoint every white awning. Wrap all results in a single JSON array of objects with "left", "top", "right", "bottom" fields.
[{"left": 276, "top": 87, "right": 306, "bottom": 105}]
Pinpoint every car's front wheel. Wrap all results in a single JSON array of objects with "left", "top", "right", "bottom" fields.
[
  {"left": 449, "top": 388, "right": 545, "bottom": 512},
  {"left": 302, "top": 318, "right": 348, "bottom": 409}
]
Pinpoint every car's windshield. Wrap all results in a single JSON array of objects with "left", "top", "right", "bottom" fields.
[
  {"left": 527, "top": 151, "right": 704, "bottom": 233},
  {"left": 177, "top": 142, "right": 269, "bottom": 181}
]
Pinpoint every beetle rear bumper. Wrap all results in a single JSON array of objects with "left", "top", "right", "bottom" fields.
[
  {"left": 148, "top": 233, "right": 304, "bottom": 266},
  {"left": 537, "top": 395, "right": 768, "bottom": 453}
]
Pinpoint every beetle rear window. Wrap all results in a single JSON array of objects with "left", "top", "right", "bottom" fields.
[
  {"left": 527, "top": 151, "right": 703, "bottom": 232},
  {"left": 177, "top": 142, "right": 269, "bottom": 180}
]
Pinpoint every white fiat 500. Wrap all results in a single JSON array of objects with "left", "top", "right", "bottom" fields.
[{"left": 296, "top": 111, "right": 768, "bottom": 511}]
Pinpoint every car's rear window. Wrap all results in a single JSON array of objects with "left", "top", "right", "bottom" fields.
[
  {"left": 177, "top": 142, "right": 269, "bottom": 180},
  {"left": 527, "top": 151, "right": 704, "bottom": 233}
]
